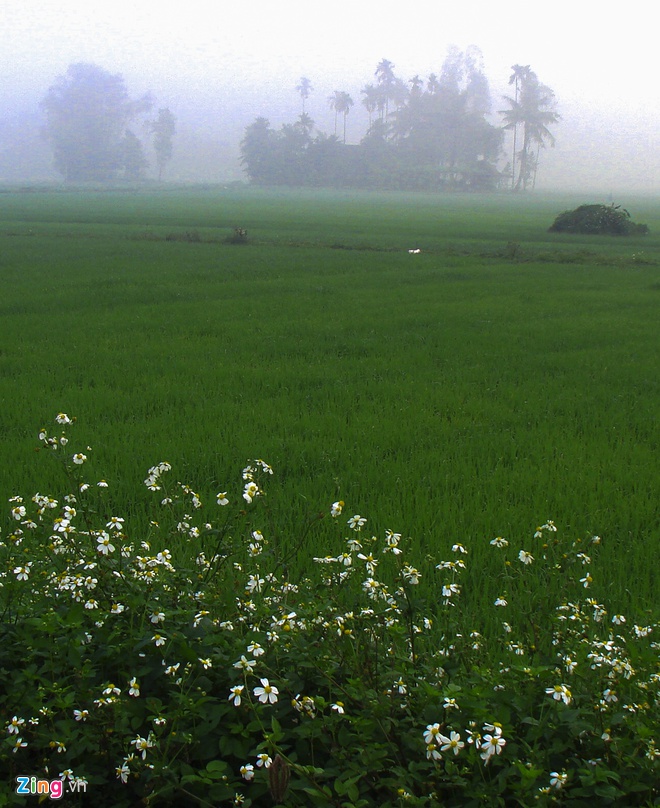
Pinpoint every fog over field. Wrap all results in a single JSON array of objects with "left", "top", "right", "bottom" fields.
[{"left": 1, "top": 0, "right": 657, "bottom": 191}]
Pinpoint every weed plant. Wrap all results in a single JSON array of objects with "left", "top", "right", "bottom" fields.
[{"left": 1, "top": 416, "right": 658, "bottom": 806}]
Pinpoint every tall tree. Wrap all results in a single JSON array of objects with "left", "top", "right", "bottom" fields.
[
  {"left": 500, "top": 68, "right": 559, "bottom": 191},
  {"left": 150, "top": 107, "right": 176, "bottom": 181},
  {"left": 361, "top": 84, "right": 379, "bottom": 128},
  {"left": 121, "top": 130, "right": 148, "bottom": 181},
  {"left": 41, "top": 63, "right": 152, "bottom": 182},
  {"left": 328, "top": 91, "right": 354, "bottom": 143},
  {"left": 296, "top": 77, "right": 313, "bottom": 114},
  {"left": 505, "top": 65, "right": 532, "bottom": 189}
]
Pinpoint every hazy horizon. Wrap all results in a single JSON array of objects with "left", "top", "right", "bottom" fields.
[{"left": 1, "top": 0, "right": 657, "bottom": 192}]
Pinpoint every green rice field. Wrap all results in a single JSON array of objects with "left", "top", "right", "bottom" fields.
[{"left": 1, "top": 186, "right": 659, "bottom": 622}]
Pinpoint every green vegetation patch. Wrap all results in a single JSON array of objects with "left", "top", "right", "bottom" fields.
[{"left": 549, "top": 203, "right": 650, "bottom": 236}]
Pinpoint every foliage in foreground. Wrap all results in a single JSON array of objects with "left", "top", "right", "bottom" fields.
[
  {"left": 549, "top": 204, "right": 649, "bottom": 236},
  {"left": 1, "top": 417, "right": 658, "bottom": 806}
]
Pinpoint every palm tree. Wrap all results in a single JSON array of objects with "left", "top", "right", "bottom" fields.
[
  {"left": 505, "top": 65, "right": 531, "bottom": 189},
  {"left": 296, "top": 77, "right": 313, "bottom": 114},
  {"left": 500, "top": 69, "right": 559, "bottom": 191},
  {"left": 338, "top": 91, "right": 354, "bottom": 143},
  {"left": 328, "top": 90, "right": 342, "bottom": 137},
  {"left": 375, "top": 58, "right": 397, "bottom": 119},
  {"left": 361, "top": 84, "right": 379, "bottom": 128}
]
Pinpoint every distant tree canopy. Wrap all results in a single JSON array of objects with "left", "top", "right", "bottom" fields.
[
  {"left": 41, "top": 63, "right": 156, "bottom": 182},
  {"left": 241, "top": 49, "right": 519, "bottom": 192}
]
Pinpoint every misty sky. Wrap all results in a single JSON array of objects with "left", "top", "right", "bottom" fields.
[{"left": 2, "top": 0, "right": 658, "bottom": 190}]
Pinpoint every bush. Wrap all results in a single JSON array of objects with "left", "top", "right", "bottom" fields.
[
  {"left": 1, "top": 416, "right": 659, "bottom": 806},
  {"left": 549, "top": 204, "right": 649, "bottom": 236}
]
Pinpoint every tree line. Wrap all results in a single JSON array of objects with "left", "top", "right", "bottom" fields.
[
  {"left": 39, "top": 52, "right": 558, "bottom": 191},
  {"left": 241, "top": 49, "right": 559, "bottom": 192}
]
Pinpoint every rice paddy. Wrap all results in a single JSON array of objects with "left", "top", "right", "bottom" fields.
[{"left": 1, "top": 186, "right": 658, "bottom": 620}]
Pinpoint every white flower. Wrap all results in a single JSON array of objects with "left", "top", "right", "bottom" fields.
[
  {"left": 11, "top": 505, "right": 26, "bottom": 520},
  {"left": 73, "top": 709, "right": 89, "bottom": 721},
  {"left": 490, "top": 536, "right": 509, "bottom": 548},
  {"left": 494, "top": 597, "right": 508, "bottom": 607},
  {"left": 331, "top": 702, "right": 345, "bottom": 714},
  {"left": 7, "top": 716, "right": 25, "bottom": 734},
  {"left": 116, "top": 763, "right": 130, "bottom": 783},
  {"left": 253, "top": 678, "right": 279, "bottom": 704},
  {"left": 97, "top": 534, "right": 115, "bottom": 555},
  {"left": 233, "top": 656, "right": 256, "bottom": 673},
  {"left": 243, "top": 482, "right": 259, "bottom": 503},
  {"left": 439, "top": 731, "right": 464, "bottom": 755},
  {"left": 72, "top": 453, "right": 87, "bottom": 465},
  {"left": 240, "top": 763, "right": 254, "bottom": 781},
  {"left": 228, "top": 685, "right": 245, "bottom": 706},
  {"left": 546, "top": 684, "right": 572, "bottom": 705},
  {"left": 131, "top": 734, "right": 154, "bottom": 760},
  {"left": 128, "top": 678, "right": 140, "bottom": 697},
  {"left": 518, "top": 550, "right": 534, "bottom": 565},
  {"left": 549, "top": 771, "right": 568, "bottom": 789},
  {"left": 347, "top": 515, "right": 366, "bottom": 530},
  {"left": 423, "top": 723, "right": 442, "bottom": 745},
  {"left": 56, "top": 413, "right": 72, "bottom": 424},
  {"left": 331, "top": 500, "right": 344, "bottom": 517},
  {"left": 216, "top": 492, "right": 229, "bottom": 506},
  {"left": 480, "top": 733, "right": 506, "bottom": 762},
  {"left": 256, "top": 753, "right": 272, "bottom": 768}
]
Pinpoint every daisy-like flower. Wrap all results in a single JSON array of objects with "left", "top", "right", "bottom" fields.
[
  {"left": 494, "top": 597, "right": 508, "bottom": 607},
  {"left": 426, "top": 742, "right": 442, "bottom": 760},
  {"left": 331, "top": 500, "right": 344, "bottom": 517},
  {"left": 439, "top": 731, "right": 465, "bottom": 755},
  {"left": 110, "top": 603, "right": 125, "bottom": 614},
  {"left": 228, "top": 685, "right": 244, "bottom": 706},
  {"left": 518, "top": 550, "right": 534, "bottom": 565},
  {"left": 233, "top": 655, "right": 256, "bottom": 673},
  {"left": 256, "top": 753, "right": 272, "bottom": 768},
  {"left": 348, "top": 514, "right": 367, "bottom": 530},
  {"left": 131, "top": 734, "right": 154, "bottom": 760},
  {"left": 331, "top": 702, "right": 345, "bottom": 714},
  {"left": 253, "top": 678, "right": 279, "bottom": 704},
  {"left": 13, "top": 565, "right": 32, "bottom": 581},
  {"left": 11, "top": 505, "right": 26, "bottom": 520},
  {"left": 72, "top": 453, "right": 87, "bottom": 465},
  {"left": 549, "top": 771, "right": 568, "bottom": 789},
  {"left": 50, "top": 740, "right": 67, "bottom": 753},
  {"left": 12, "top": 737, "right": 28, "bottom": 753},
  {"left": 56, "top": 413, "right": 72, "bottom": 424},
  {"left": 612, "top": 614, "right": 626, "bottom": 625},
  {"left": 580, "top": 573, "right": 593, "bottom": 588},
  {"left": 423, "top": 723, "right": 442, "bottom": 745},
  {"left": 443, "top": 697, "right": 459, "bottom": 710},
  {"left": 7, "top": 716, "right": 25, "bottom": 734},
  {"left": 150, "top": 612, "right": 166, "bottom": 624},
  {"left": 243, "top": 482, "right": 259, "bottom": 503},
  {"left": 128, "top": 678, "right": 140, "bottom": 697},
  {"left": 247, "top": 642, "right": 265, "bottom": 658},
  {"left": 116, "top": 763, "right": 130, "bottom": 783},
  {"left": 546, "top": 684, "right": 572, "bottom": 705},
  {"left": 97, "top": 534, "right": 115, "bottom": 555},
  {"left": 73, "top": 709, "right": 89, "bottom": 721},
  {"left": 216, "top": 492, "right": 229, "bottom": 506},
  {"left": 480, "top": 733, "right": 506, "bottom": 762},
  {"left": 198, "top": 657, "right": 212, "bottom": 670},
  {"left": 490, "top": 536, "right": 509, "bottom": 548},
  {"left": 240, "top": 763, "right": 255, "bottom": 781},
  {"left": 106, "top": 516, "right": 124, "bottom": 530}
]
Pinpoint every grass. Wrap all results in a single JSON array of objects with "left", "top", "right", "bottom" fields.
[{"left": 1, "top": 186, "right": 659, "bottom": 623}]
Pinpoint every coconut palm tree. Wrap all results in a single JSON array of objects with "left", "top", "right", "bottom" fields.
[
  {"left": 361, "top": 84, "right": 379, "bottom": 128},
  {"left": 500, "top": 69, "right": 559, "bottom": 191},
  {"left": 296, "top": 77, "right": 313, "bottom": 114},
  {"left": 504, "top": 65, "right": 531, "bottom": 189}
]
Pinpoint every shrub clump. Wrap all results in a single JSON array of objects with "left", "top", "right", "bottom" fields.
[
  {"left": 549, "top": 204, "right": 649, "bottom": 236},
  {"left": 1, "top": 415, "right": 659, "bottom": 806}
]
